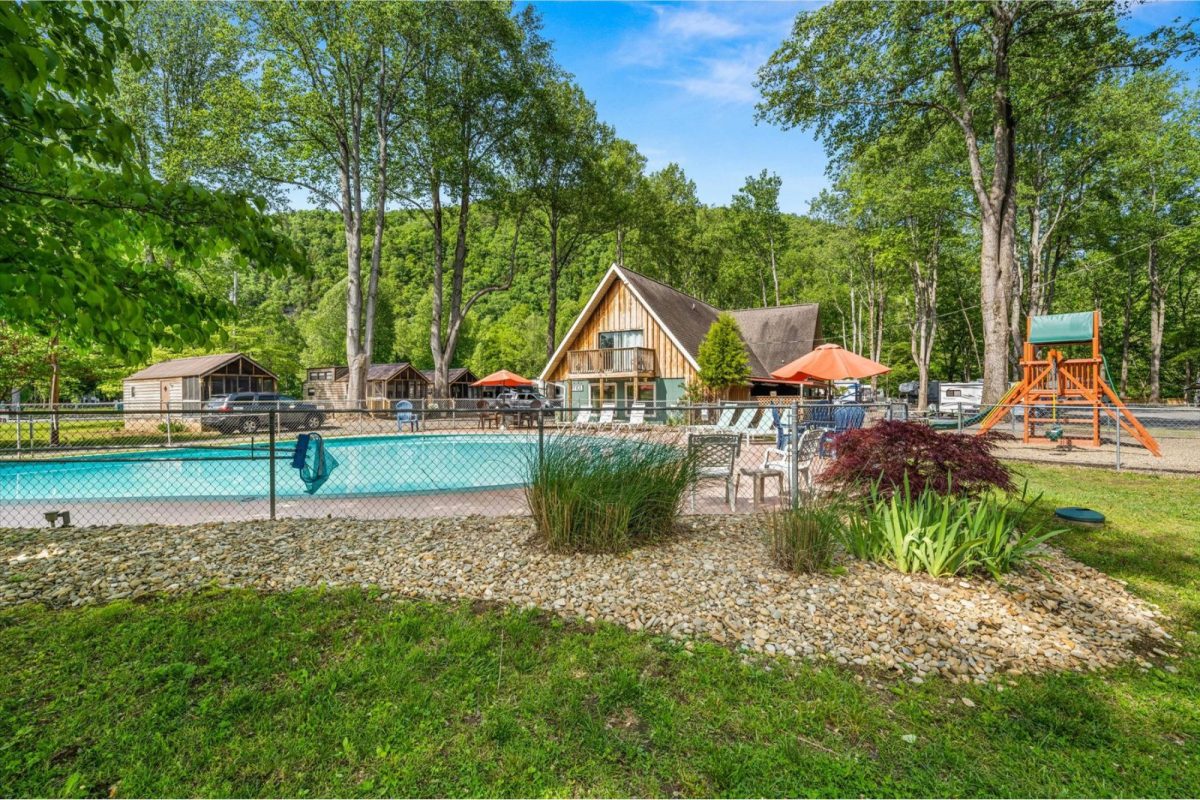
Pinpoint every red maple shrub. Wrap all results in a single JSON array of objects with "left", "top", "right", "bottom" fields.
[{"left": 820, "top": 421, "right": 1014, "bottom": 498}]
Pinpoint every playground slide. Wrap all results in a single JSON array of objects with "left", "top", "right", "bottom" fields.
[{"left": 929, "top": 382, "right": 1022, "bottom": 431}]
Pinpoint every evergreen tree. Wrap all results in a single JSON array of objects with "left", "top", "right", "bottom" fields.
[{"left": 697, "top": 314, "right": 751, "bottom": 399}]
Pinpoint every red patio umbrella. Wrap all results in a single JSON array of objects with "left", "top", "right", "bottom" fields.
[
  {"left": 770, "top": 343, "right": 890, "bottom": 383},
  {"left": 470, "top": 369, "right": 535, "bottom": 388}
]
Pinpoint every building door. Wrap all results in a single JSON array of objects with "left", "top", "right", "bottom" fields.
[{"left": 160, "top": 381, "right": 171, "bottom": 411}]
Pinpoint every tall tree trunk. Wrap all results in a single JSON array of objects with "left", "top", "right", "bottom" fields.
[
  {"left": 364, "top": 51, "right": 390, "bottom": 373},
  {"left": 342, "top": 196, "right": 366, "bottom": 406},
  {"left": 546, "top": 214, "right": 560, "bottom": 360},
  {"left": 1009, "top": 258, "right": 1023, "bottom": 380},
  {"left": 1147, "top": 184, "right": 1165, "bottom": 403},
  {"left": 768, "top": 231, "right": 780, "bottom": 306},
  {"left": 1119, "top": 259, "right": 1135, "bottom": 396},
  {"left": 48, "top": 333, "right": 60, "bottom": 446},
  {"left": 948, "top": 5, "right": 1016, "bottom": 404},
  {"left": 1148, "top": 238, "right": 1164, "bottom": 403}
]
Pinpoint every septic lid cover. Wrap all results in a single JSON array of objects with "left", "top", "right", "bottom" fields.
[{"left": 1055, "top": 507, "right": 1105, "bottom": 524}]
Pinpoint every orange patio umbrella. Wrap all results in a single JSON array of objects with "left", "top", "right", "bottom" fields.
[
  {"left": 471, "top": 369, "right": 535, "bottom": 388},
  {"left": 770, "top": 343, "right": 890, "bottom": 383}
]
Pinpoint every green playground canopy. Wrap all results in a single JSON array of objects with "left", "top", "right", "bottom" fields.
[{"left": 1028, "top": 311, "right": 1094, "bottom": 345}]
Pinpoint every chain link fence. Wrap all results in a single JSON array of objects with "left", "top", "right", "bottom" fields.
[
  {"left": 0, "top": 402, "right": 910, "bottom": 528},
  {"left": 910, "top": 402, "right": 1200, "bottom": 473},
  {"left": 2, "top": 399, "right": 1194, "bottom": 529}
]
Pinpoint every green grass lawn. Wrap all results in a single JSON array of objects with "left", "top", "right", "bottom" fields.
[
  {"left": 0, "top": 418, "right": 220, "bottom": 450},
  {"left": 0, "top": 464, "right": 1197, "bottom": 797}
]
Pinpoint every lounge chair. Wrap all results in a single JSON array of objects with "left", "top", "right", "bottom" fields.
[
  {"left": 395, "top": 400, "right": 419, "bottom": 433},
  {"left": 724, "top": 406, "right": 756, "bottom": 438},
  {"left": 571, "top": 408, "right": 595, "bottom": 427},
  {"left": 746, "top": 406, "right": 778, "bottom": 441},
  {"left": 688, "top": 433, "right": 740, "bottom": 512},
  {"left": 618, "top": 402, "right": 646, "bottom": 429},
  {"left": 689, "top": 404, "right": 737, "bottom": 433},
  {"left": 593, "top": 402, "right": 616, "bottom": 429},
  {"left": 763, "top": 428, "right": 824, "bottom": 497},
  {"left": 819, "top": 405, "right": 867, "bottom": 457}
]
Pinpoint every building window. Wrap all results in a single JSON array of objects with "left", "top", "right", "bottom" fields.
[
  {"left": 625, "top": 381, "right": 655, "bottom": 404},
  {"left": 130, "top": 386, "right": 136, "bottom": 398},
  {"left": 589, "top": 382, "right": 617, "bottom": 406},
  {"left": 945, "top": 389, "right": 961, "bottom": 397},
  {"left": 598, "top": 330, "right": 644, "bottom": 349}
]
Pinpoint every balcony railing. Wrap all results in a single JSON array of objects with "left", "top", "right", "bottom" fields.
[{"left": 567, "top": 347, "right": 656, "bottom": 377}]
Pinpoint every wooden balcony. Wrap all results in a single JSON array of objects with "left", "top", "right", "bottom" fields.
[{"left": 567, "top": 347, "right": 656, "bottom": 378}]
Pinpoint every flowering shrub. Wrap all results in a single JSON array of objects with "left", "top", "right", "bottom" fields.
[{"left": 821, "top": 421, "right": 1013, "bottom": 498}]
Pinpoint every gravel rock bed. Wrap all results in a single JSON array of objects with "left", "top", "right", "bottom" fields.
[{"left": 0, "top": 516, "right": 1174, "bottom": 682}]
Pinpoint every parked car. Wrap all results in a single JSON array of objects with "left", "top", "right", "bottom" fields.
[
  {"left": 201, "top": 392, "right": 325, "bottom": 433},
  {"left": 494, "top": 389, "right": 559, "bottom": 410}
]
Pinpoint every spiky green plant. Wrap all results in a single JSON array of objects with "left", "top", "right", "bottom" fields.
[
  {"left": 525, "top": 434, "right": 696, "bottom": 553},
  {"left": 843, "top": 482, "right": 1065, "bottom": 580},
  {"left": 762, "top": 497, "right": 842, "bottom": 573}
]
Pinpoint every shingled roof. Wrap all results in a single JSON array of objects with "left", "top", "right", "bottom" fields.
[
  {"left": 541, "top": 265, "right": 821, "bottom": 381},
  {"left": 333, "top": 362, "right": 427, "bottom": 383},
  {"left": 126, "top": 353, "right": 276, "bottom": 381}
]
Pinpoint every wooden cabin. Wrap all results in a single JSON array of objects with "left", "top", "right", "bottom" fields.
[
  {"left": 539, "top": 265, "right": 821, "bottom": 408},
  {"left": 419, "top": 367, "right": 483, "bottom": 400},
  {"left": 123, "top": 353, "right": 278, "bottom": 413},
  {"left": 302, "top": 366, "right": 350, "bottom": 406},
  {"left": 302, "top": 363, "right": 430, "bottom": 410}
]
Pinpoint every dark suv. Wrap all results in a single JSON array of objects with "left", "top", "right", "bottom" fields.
[{"left": 201, "top": 393, "right": 325, "bottom": 434}]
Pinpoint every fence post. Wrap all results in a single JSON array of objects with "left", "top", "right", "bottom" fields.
[
  {"left": 269, "top": 408, "right": 277, "bottom": 520},
  {"left": 165, "top": 406, "right": 173, "bottom": 447},
  {"left": 537, "top": 406, "right": 545, "bottom": 471},
  {"left": 790, "top": 400, "right": 800, "bottom": 509},
  {"left": 957, "top": 406, "right": 964, "bottom": 432},
  {"left": 13, "top": 408, "right": 20, "bottom": 456},
  {"left": 1114, "top": 407, "right": 1121, "bottom": 472}
]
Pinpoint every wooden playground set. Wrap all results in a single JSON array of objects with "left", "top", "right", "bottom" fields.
[{"left": 977, "top": 310, "right": 1162, "bottom": 457}]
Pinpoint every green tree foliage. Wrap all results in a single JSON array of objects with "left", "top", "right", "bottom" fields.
[
  {"left": 757, "top": 0, "right": 1189, "bottom": 403},
  {"left": 697, "top": 314, "right": 751, "bottom": 399},
  {"left": 730, "top": 170, "right": 789, "bottom": 307},
  {"left": 0, "top": 1, "right": 300, "bottom": 360}
]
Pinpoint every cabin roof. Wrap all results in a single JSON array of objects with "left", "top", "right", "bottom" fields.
[
  {"left": 419, "top": 367, "right": 477, "bottom": 384},
  {"left": 331, "top": 362, "right": 426, "bottom": 383},
  {"left": 540, "top": 264, "right": 821, "bottom": 381},
  {"left": 125, "top": 353, "right": 277, "bottom": 381}
]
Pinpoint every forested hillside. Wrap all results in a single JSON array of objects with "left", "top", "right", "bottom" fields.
[{"left": 2, "top": 1, "right": 1197, "bottom": 406}]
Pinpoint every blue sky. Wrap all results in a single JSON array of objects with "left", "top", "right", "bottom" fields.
[{"left": 524, "top": 0, "right": 1200, "bottom": 214}]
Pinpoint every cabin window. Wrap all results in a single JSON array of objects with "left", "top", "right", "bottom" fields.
[
  {"left": 598, "top": 330, "right": 643, "bottom": 349},
  {"left": 589, "top": 382, "right": 617, "bottom": 406},
  {"left": 945, "top": 389, "right": 961, "bottom": 397},
  {"left": 625, "top": 381, "right": 655, "bottom": 404},
  {"left": 130, "top": 386, "right": 136, "bottom": 398},
  {"left": 309, "top": 369, "right": 332, "bottom": 381}
]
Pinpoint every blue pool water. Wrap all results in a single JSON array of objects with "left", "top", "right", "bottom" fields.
[{"left": 0, "top": 434, "right": 539, "bottom": 502}]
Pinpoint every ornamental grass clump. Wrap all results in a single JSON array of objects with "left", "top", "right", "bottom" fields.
[
  {"left": 841, "top": 482, "right": 1063, "bottom": 580},
  {"left": 526, "top": 434, "right": 696, "bottom": 553},
  {"left": 762, "top": 498, "right": 842, "bottom": 573}
]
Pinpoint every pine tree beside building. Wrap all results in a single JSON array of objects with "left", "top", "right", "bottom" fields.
[{"left": 697, "top": 313, "right": 751, "bottom": 400}]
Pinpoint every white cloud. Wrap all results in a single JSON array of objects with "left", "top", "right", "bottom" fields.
[
  {"left": 667, "top": 53, "right": 761, "bottom": 104},
  {"left": 656, "top": 7, "right": 745, "bottom": 40}
]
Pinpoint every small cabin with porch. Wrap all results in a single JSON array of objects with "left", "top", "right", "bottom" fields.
[
  {"left": 123, "top": 353, "right": 278, "bottom": 413},
  {"left": 303, "top": 363, "right": 431, "bottom": 409},
  {"left": 419, "top": 367, "right": 483, "bottom": 400},
  {"left": 539, "top": 265, "right": 821, "bottom": 409}
]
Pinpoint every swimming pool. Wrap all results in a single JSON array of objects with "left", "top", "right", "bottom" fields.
[{"left": 0, "top": 434, "right": 539, "bottom": 502}]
